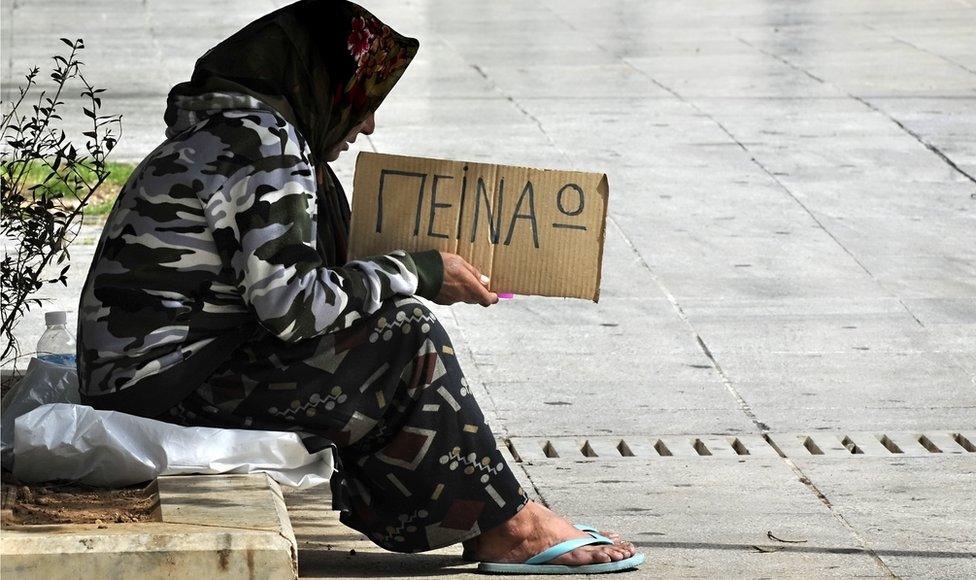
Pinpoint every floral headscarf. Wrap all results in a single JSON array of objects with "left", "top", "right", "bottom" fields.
[
  {"left": 164, "top": 0, "right": 418, "bottom": 264},
  {"left": 342, "top": 14, "right": 414, "bottom": 113}
]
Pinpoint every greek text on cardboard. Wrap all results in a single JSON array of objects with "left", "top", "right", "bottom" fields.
[{"left": 348, "top": 152, "right": 609, "bottom": 301}]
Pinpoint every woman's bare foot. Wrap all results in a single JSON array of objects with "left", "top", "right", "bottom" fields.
[{"left": 463, "top": 500, "right": 637, "bottom": 565}]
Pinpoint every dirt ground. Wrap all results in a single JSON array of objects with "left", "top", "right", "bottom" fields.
[
  {"left": 1, "top": 373, "right": 159, "bottom": 527},
  {"left": 1, "top": 479, "right": 159, "bottom": 526}
]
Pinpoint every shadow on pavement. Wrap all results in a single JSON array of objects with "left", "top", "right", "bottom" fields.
[
  {"left": 299, "top": 549, "right": 473, "bottom": 578},
  {"left": 635, "top": 540, "right": 976, "bottom": 559}
]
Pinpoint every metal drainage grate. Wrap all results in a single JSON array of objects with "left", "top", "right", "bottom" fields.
[{"left": 504, "top": 432, "right": 976, "bottom": 462}]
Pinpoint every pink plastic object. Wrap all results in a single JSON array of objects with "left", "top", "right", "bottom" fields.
[{"left": 497, "top": 293, "right": 515, "bottom": 299}]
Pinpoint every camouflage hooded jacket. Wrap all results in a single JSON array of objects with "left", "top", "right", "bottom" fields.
[{"left": 77, "top": 92, "right": 442, "bottom": 416}]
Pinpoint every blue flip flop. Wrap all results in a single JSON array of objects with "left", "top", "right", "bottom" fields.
[{"left": 477, "top": 524, "right": 645, "bottom": 575}]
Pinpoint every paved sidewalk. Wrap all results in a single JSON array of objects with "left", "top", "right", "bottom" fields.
[{"left": 4, "top": 0, "right": 976, "bottom": 577}]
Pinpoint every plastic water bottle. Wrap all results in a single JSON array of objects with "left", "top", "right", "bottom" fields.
[{"left": 36, "top": 311, "right": 76, "bottom": 366}]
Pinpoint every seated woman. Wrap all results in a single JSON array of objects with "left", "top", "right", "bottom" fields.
[{"left": 77, "top": 0, "right": 642, "bottom": 574}]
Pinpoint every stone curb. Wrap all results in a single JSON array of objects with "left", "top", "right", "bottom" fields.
[{"left": 2, "top": 473, "right": 298, "bottom": 579}]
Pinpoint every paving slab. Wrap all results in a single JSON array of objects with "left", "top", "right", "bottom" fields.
[
  {"left": 793, "top": 456, "right": 976, "bottom": 578},
  {"left": 521, "top": 458, "right": 887, "bottom": 578},
  {"left": 492, "top": 407, "right": 759, "bottom": 438},
  {"left": 0, "top": 1, "right": 272, "bottom": 162},
  {"left": 748, "top": 406, "right": 976, "bottom": 434},
  {"left": 705, "top": 351, "right": 974, "bottom": 407},
  {"left": 486, "top": 378, "right": 741, "bottom": 416}
]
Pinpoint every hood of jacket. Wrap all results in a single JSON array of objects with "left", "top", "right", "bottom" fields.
[{"left": 163, "top": 0, "right": 418, "bottom": 163}]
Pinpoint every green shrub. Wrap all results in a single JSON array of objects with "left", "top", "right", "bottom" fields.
[{"left": 1, "top": 38, "right": 123, "bottom": 367}]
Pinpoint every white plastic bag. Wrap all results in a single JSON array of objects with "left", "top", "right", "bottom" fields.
[
  {"left": 1, "top": 357, "right": 80, "bottom": 468},
  {"left": 13, "top": 403, "right": 334, "bottom": 489}
]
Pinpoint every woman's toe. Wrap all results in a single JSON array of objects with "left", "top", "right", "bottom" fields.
[
  {"left": 578, "top": 545, "right": 613, "bottom": 565},
  {"left": 595, "top": 529, "right": 637, "bottom": 557},
  {"left": 552, "top": 528, "right": 639, "bottom": 566}
]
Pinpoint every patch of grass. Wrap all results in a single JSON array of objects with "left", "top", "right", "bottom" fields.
[{"left": 5, "top": 160, "right": 135, "bottom": 219}]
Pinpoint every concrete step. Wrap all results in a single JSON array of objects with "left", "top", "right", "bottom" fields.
[{"left": 1, "top": 474, "right": 297, "bottom": 579}]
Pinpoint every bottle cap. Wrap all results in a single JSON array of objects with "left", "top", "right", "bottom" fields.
[{"left": 45, "top": 311, "right": 67, "bottom": 326}]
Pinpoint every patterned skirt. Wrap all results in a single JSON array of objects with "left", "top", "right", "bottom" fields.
[{"left": 169, "top": 296, "right": 527, "bottom": 552}]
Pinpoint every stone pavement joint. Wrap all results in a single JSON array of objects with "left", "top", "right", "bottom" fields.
[
  {"left": 739, "top": 34, "right": 976, "bottom": 190},
  {"left": 606, "top": 219, "right": 776, "bottom": 435},
  {"left": 775, "top": 455, "right": 899, "bottom": 577}
]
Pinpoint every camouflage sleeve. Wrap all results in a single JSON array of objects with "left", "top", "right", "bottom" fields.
[{"left": 201, "top": 111, "right": 437, "bottom": 342}]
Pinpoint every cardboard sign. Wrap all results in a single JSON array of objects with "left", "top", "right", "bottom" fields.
[{"left": 348, "top": 152, "right": 609, "bottom": 301}]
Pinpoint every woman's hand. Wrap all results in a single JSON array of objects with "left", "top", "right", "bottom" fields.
[{"left": 434, "top": 252, "right": 498, "bottom": 307}]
